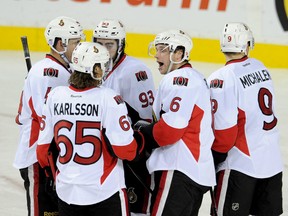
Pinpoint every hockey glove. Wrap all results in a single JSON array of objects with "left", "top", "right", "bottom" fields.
[
  {"left": 138, "top": 122, "right": 160, "bottom": 154},
  {"left": 133, "top": 120, "right": 151, "bottom": 131},
  {"left": 131, "top": 130, "right": 145, "bottom": 161},
  {"left": 44, "top": 167, "right": 58, "bottom": 205}
]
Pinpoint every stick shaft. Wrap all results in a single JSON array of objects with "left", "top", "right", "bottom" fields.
[{"left": 20, "top": 36, "right": 32, "bottom": 72}]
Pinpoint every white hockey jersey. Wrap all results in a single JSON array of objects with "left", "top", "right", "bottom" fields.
[
  {"left": 146, "top": 64, "right": 216, "bottom": 187},
  {"left": 37, "top": 85, "right": 138, "bottom": 205},
  {"left": 207, "top": 57, "right": 283, "bottom": 178},
  {"left": 102, "top": 54, "right": 155, "bottom": 123},
  {"left": 14, "top": 55, "right": 71, "bottom": 169}
]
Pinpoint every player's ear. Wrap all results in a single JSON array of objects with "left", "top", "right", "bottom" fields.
[
  {"left": 175, "top": 49, "right": 184, "bottom": 61},
  {"left": 55, "top": 39, "right": 65, "bottom": 52}
]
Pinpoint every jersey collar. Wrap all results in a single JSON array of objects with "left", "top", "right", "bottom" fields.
[
  {"left": 104, "top": 54, "right": 127, "bottom": 80},
  {"left": 69, "top": 85, "right": 96, "bottom": 92},
  {"left": 178, "top": 62, "right": 192, "bottom": 69},
  {"left": 46, "top": 54, "right": 71, "bottom": 73},
  {"left": 225, "top": 56, "right": 248, "bottom": 66}
]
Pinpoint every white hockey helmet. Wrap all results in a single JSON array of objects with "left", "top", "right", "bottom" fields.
[
  {"left": 71, "top": 42, "right": 111, "bottom": 80},
  {"left": 220, "top": 22, "right": 254, "bottom": 54},
  {"left": 45, "top": 16, "right": 86, "bottom": 54},
  {"left": 149, "top": 29, "right": 193, "bottom": 61},
  {"left": 93, "top": 19, "right": 126, "bottom": 59}
]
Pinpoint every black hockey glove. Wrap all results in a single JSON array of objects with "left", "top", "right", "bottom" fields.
[
  {"left": 131, "top": 130, "right": 145, "bottom": 162},
  {"left": 135, "top": 122, "right": 160, "bottom": 154},
  {"left": 44, "top": 167, "right": 58, "bottom": 205},
  {"left": 133, "top": 120, "right": 151, "bottom": 131}
]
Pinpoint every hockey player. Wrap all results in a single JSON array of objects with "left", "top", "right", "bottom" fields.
[
  {"left": 93, "top": 19, "right": 156, "bottom": 215},
  {"left": 135, "top": 30, "right": 216, "bottom": 216},
  {"left": 207, "top": 22, "right": 283, "bottom": 216},
  {"left": 14, "top": 16, "right": 85, "bottom": 216},
  {"left": 36, "top": 42, "right": 144, "bottom": 216}
]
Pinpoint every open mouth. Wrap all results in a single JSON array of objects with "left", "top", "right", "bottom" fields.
[{"left": 157, "top": 61, "right": 164, "bottom": 70}]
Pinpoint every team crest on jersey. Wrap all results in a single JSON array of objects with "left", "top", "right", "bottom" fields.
[
  {"left": 43, "top": 68, "right": 59, "bottom": 77},
  {"left": 127, "top": 187, "right": 137, "bottom": 204},
  {"left": 210, "top": 79, "right": 224, "bottom": 88},
  {"left": 232, "top": 203, "right": 240, "bottom": 211},
  {"left": 173, "top": 76, "right": 189, "bottom": 86},
  {"left": 135, "top": 71, "right": 148, "bottom": 81},
  {"left": 113, "top": 95, "right": 124, "bottom": 104}
]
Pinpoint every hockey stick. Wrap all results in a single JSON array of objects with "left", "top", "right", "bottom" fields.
[
  {"left": 126, "top": 163, "right": 153, "bottom": 194},
  {"left": 21, "top": 36, "right": 58, "bottom": 181},
  {"left": 20, "top": 36, "right": 32, "bottom": 72},
  {"left": 47, "top": 151, "right": 57, "bottom": 181},
  {"left": 210, "top": 187, "right": 218, "bottom": 216}
]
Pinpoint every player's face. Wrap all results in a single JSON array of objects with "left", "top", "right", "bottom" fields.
[
  {"left": 96, "top": 39, "right": 118, "bottom": 62},
  {"left": 66, "top": 38, "right": 82, "bottom": 62},
  {"left": 155, "top": 44, "right": 172, "bottom": 74}
]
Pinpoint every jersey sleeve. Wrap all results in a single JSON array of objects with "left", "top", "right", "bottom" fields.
[
  {"left": 101, "top": 90, "right": 138, "bottom": 161},
  {"left": 152, "top": 75, "right": 198, "bottom": 146},
  {"left": 208, "top": 68, "right": 238, "bottom": 152},
  {"left": 36, "top": 89, "right": 55, "bottom": 168}
]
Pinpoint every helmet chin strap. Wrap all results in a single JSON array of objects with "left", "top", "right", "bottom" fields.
[
  {"left": 112, "top": 42, "right": 124, "bottom": 66},
  {"left": 60, "top": 53, "right": 72, "bottom": 73},
  {"left": 165, "top": 53, "right": 185, "bottom": 74},
  {"left": 50, "top": 42, "right": 72, "bottom": 72},
  {"left": 165, "top": 62, "right": 173, "bottom": 74}
]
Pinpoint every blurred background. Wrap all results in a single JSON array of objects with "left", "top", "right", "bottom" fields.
[{"left": 0, "top": 1, "right": 287, "bottom": 215}]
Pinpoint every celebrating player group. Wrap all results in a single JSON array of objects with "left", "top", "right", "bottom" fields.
[{"left": 14, "top": 15, "right": 283, "bottom": 216}]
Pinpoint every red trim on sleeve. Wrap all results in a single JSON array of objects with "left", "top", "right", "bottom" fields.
[
  {"left": 212, "top": 125, "right": 237, "bottom": 153},
  {"left": 235, "top": 108, "right": 250, "bottom": 156},
  {"left": 101, "top": 137, "right": 117, "bottom": 184},
  {"left": 28, "top": 97, "right": 41, "bottom": 147},
  {"left": 212, "top": 108, "right": 250, "bottom": 156},
  {"left": 153, "top": 118, "right": 186, "bottom": 146},
  {"left": 111, "top": 139, "right": 137, "bottom": 161}
]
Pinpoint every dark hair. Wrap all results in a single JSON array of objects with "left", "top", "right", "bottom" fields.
[
  {"left": 69, "top": 71, "right": 100, "bottom": 89},
  {"left": 175, "top": 46, "right": 186, "bottom": 60}
]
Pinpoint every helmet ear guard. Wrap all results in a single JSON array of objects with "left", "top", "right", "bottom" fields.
[
  {"left": 45, "top": 16, "right": 86, "bottom": 54},
  {"left": 220, "top": 22, "right": 254, "bottom": 54},
  {"left": 71, "top": 42, "right": 111, "bottom": 81}
]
